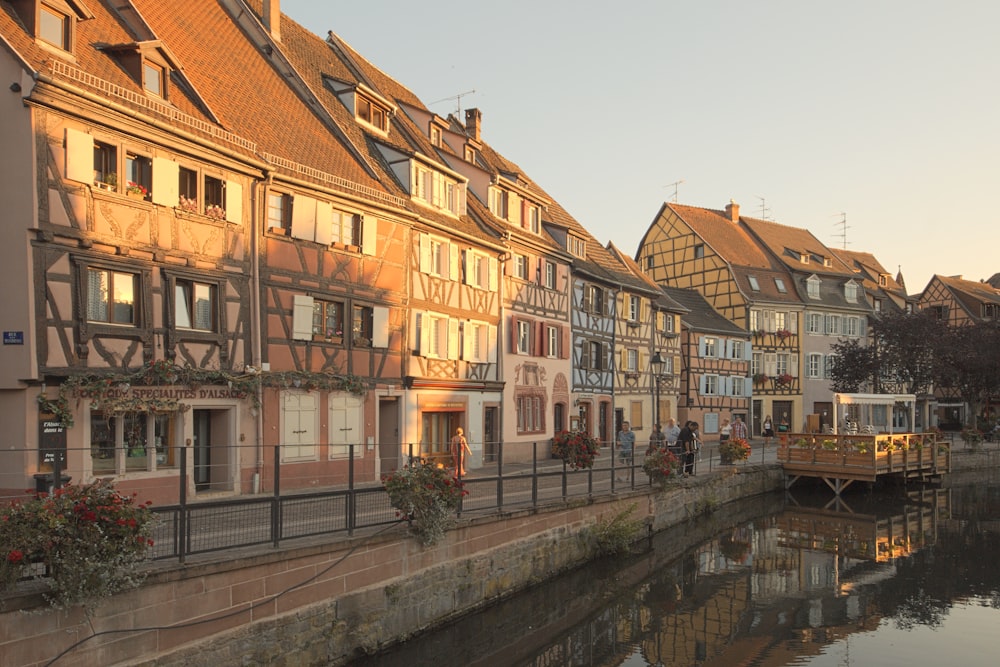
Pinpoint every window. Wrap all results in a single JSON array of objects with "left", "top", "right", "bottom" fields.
[
  {"left": 873, "top": 299, "right": 882, "bottom": 312},
  {"left": 825, "top": 314, "right": 841, "bottom": 335},
  {"left": 463, "top": 321, "right": 488, "bottom": 362},
  {"left": 628, "top": 295, "right": 640, "bottom": 322},
  {"left": 527, "top": 205, "right": 541, "bottom": 233},
  {"left": 544, "top": 262, "right": 556, "bottom": 289},
  {"left": 514, "top": 255, "right": 528, "bottom": 280},
  {"left": 328, "top": 394, "right": 363, "bottom": 458},
  {"left": 694, "top": 244, "right": 705, "bottom": 259},
  {"left": 267, "top": 192, "right": 291, "bottom": 232},
  {"left": 775, "top": 278, "right": 787, "bottom": 293},
  {"left": 824, "top": 354, "right": 837, "bottom": 379},
  {"left": 752, "top": 352, "right": 762, "bottom": 375},
  {"left": 624, "top": 348, "right": 638, "bottom": 372},
  {"left": 143, "top": 60, "right": 165, "bottom": 97},
  {"left": 702, "top": 375, "right": 718, "bottom": 396},
  {"left": 175, "top": 279, "right": 215, "bottom": 331},
  {"left": 356, "top": 95, "right": 388, "bottom": 131},
  {"left": 845, "top": 282, "right": 859, "bottom": 303},
  {"left": 312, "top": 300, "right": 344, "bottom": 339},
  {"left": 588, "top": 341, "right": 604, "bottom": 370},
  {"left": 464, "top": 145, "right": 476, "bottom": 162},
  {"left": 729, "top": 340, "right": 745, "bottom": 360},
  {"left": 87, "top": 268, "right": 137, "bottom": 325},
  {"left": 807, "top": 313, "right": 823, "bottom": 334},
  {"left": 584, "top": 285, "right": 604, "bottom": 315},
  {"left": 878, "top": 274, "right": 888, "bottom": 287},
  {"left": 731, "top": 376, "right": 746, "bottom": 397},
  {"left": 807, "top": 276, "right": 820, "bottom": 299},
  {"left": 567, "top": 235, "right": 586, "bottom": 259},
  {"left": 352, "top": 305, "right": 373, "bottom": 347},
  {"left": 807, "top": 353, "right": 823, "bottom": 378},
  {"left": 464, "top": 250, "right": 492, "bottom": 289},
  {"left": 546, "top": 325, "right": 559, "bottom": 358},
  {"left": 125, "top": 153, "right": 152, "bottom": 200},
  {"left": 430, "top": 125, "right": 442, "bottom": 147},
  {"left": 91, "top": 412, "right": 176, "bottom": 474},
  {"left": 489, "top": 187, "right": 507, "bottom": 218},
  {"left": 93, "top": 141, "right": 117, "bottom": 188},
  {"left": 282, "top": 391, "right": 317, "bottom": 460},
  {"left": 204, "top": 176, "right": 225, "bottom": 218},
  {"left": 774, "top": 311, "right": 787, "bottom": 332},
  {"left": 39, "top": 5, "right": 69, "bottom": 49},
  {"left": 516, "top": 395, "right": 545, "bottom": 434},
  {"left": 422, "top": 236, "right": 449, "bottom": 277},
  {"left": 702, "top": 336, "right": 718, "bottom": 358},
  {"left": 663, "top": 312, "right": 674, "bottom": 333},
  {"left": 516, "top": 320, "right": 532, "bottom": 354},
  {"left": 646, "top": 255, "right": 655, "bottom": 271},
  {"left": 748, "top": 275, "right": 760, "bottom": 291},
  {"left": 845, "top": 316, "right": 860, "bottom": 337},
  {"left": 749, "top": 309, "right": 760, "bottom": 332},
  {"left": 178, "top": 166, "right": 197, "bottom": 210},
  {"left": 776, "top": 353, "right": 790, "bottom": 375},
  {"left": 331, "top": 209, "right": 360, "bottom": 246}
]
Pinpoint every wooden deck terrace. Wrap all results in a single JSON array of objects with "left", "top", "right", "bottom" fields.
[{"left": 777, "top": 432, "right": 952, "bottom": 495}]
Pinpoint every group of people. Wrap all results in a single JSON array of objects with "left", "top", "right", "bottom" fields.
[{"left": 618, "top": 418, "right": 704, "bottom": 478}]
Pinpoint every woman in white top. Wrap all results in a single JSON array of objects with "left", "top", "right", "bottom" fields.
[{"left": 720, "top": 419, "right": 731, "bottom": 443}]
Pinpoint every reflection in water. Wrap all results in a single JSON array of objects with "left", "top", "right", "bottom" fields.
[{"left": 346, "top": 484, "right": 1000, "bottom": 666}]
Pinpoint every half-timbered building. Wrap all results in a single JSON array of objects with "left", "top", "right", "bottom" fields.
[
  {"left": 636, "top": 200, "right": 804, "bottom": 436},
  {"left": 661, "top": 287, "right": 751, "bottom": 435},
  {"left": 742, "top": 218, "right": 872, "bottom": 433}
]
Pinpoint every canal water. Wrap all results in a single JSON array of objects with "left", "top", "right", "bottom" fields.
[{"left": 346, "top": 475, "right": 1000, "bottom": 666}]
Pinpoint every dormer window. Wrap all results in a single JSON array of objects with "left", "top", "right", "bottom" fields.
[
  {"left": 567, "top": 235, "right": 586, "bottom": 259},
  {"left": 13, "top": 0, "right": 92, "bottom": 54},
  {"left": 430, "top": 125, "right": 442, "bottom": 147},
  {"left": 806, "top": 275, "right": 820, "bottom": 299},
  {"left": 799, "top": 252, "right": 809, "bottom": 264},
  {"left": 748, "top": 275, "right": 760, "bottom": 291},
  {"left": 357, "top": 95, "right": 388, "bottom": 132},
  {"left": 845, "top": 281, "right": 859, "bottom": 303},
  {"left": 143, "top": 60, "right": 165, "bottom": 97},
  {"left": 526, "top": 204, "right": 541, "bottom": 234},
  {"left": 775, "top": 278, "right": 787, "bottom": 293},
  {"left": 878, "top": 274, "right": 888, "bottom": 287},
  {"left": 411, "top": 162, "right": 462, "bottom": 215},
  {"left": 102, "top": 41, "right": 180, "bottom": 100},
  {"left": 464, "top": 145, "right": 476, "bottom": 162},
  {"left": 489, "top": 186, "right": 507, "bottom": 219}
]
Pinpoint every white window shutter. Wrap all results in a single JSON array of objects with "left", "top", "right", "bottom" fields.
[
  {"left": 314, "top": 200, "right": 333, "bottom": 246},
  {"left": 151, "top": 157, "right": 178, "bottom": 207},
  {"left": 361, "top": 214, "right": 376, "bottom": 255},
  {"left": 462, "top": 250, "right": 472, "bottom": 286},
  {"left": 449, "top": 243, "right": 460, "bottom": 281},
  {"left": 488, "top": 257, "right": 498, "bottom": 292},
  {"left": 371, "top": 306, "right": 389, "bottom": 348},
  {"left": 292, "top": 295, "right": 314, "bottom": 341},
  {"left": 790, "top": 354, "right": 799, "bottom": 377},
  {"left": 448, "top": 318, "right": 460, "bottom": 359},
  {"left": 461, "top": 321, "right": 471, "bottom": 360},
  {"left": 699, "top": 375, "right": 707, "bottom": 395},
  {"left": 419, "top": 234, "right": 431, "bottom": 273},
  {"left": 788, "top": 313, "right": 798, "bottom": 333},
  {"left": 764, "top": 353, "right": 777, "bottom": 376},
  {"left": 64, "top": 128, "right": 93, "bottom": 183},
  {"left": 225, "top": 180, "right": 243, "bottom": 223},
  {"left": 698, "top": 337, "right": 707, "bottom": 358},
  {"left": 418, "top": 311, "right": 429, "bottom": 356},
  {"left": 291, "top": 194, "right": 317, "bottom": 241},
  {"left": 488, "top": 324, "right": 497, "bottom": 363}
]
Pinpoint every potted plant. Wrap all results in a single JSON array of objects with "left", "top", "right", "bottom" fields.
[
  {"left": 382, "top": 458, "right": 467, "bottom": 546},
  {"left": 752, "top": 373, "right": 769, "bottom": 385},
  {"left": 551, "top": 430, "right": 601, "bottom": 469},
  {"left": 642, "top": 447, "right": 680, "bottom": 487},
  {"left": 0, "top": 479, "right": 156, "bottom": 610},
  {"left": 178, "top": 194, "right": 199, "bottom": 213},
  {"left": 719, "top": 437, "right": 751, "bottom": 464},
  {"left": 961, "top": 427, "right": 983, "bottom": 449}
]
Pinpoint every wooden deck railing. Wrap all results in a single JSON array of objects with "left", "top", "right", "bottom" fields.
[{"left": 777, "top": 432, "right": 951, "bottom": 483}]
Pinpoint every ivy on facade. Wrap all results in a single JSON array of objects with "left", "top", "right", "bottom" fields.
[{"left": 37, "top": 360, "right": 368, "bottom": 429}]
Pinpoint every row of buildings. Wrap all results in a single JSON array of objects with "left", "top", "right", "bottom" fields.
[{"left": 1, "top": 1, "right": 997, "bottom": 502}]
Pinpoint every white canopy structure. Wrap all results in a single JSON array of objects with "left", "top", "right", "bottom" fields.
[{"left": 833, "top": 393, "right": 917, "bottom": 435}]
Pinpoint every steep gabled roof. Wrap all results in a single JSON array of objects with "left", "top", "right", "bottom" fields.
[
  {"left": 607, "top": 243, "right": 687, "bottom": 309},
  {"left": 742, "top": 217, "right": 855, "bottom": 278},
  {"left": 933, "top": 274, "right": 1000, "bottom": 319},
  {"left": 662, "top": 286, "right": 748, "bottom": 336},
  {"left": 665, "top": 203, "right": 774, "bottom": 270}
]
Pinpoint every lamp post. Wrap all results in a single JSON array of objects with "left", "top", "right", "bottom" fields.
[{"left": 651, "top": 351, "right": 665, "bottom": 427}]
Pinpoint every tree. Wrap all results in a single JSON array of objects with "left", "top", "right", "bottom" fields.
[
  {"left": 936, "top": 321, "right": 1000, "bottom": 428},
  {"left": 828, "top": 337, "right": 875, "bottom": 392}
]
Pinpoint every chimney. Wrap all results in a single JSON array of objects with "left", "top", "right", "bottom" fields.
[
  {"left": 725, "top": 199, "right": 739, "bottom": 222},
  {"left": 465, "top": 108, "right": 482, "bottom": 142},
  {"left": 263, "top": 0, "right": 281, "bottom": 41}
]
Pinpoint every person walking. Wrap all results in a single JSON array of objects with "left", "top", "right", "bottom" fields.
[
  {"left": 451, "top": 427, "right": 472, "bottom": 476},
  {"left": 616, "top": 421, "right": 635, "bottom": 481},
  {"left": 665, "top": 418, "right": 681, "bottom": 456},
  {"left": 678, "top": 421, "right": 698, "bottom": 476},
  {"left": 720, "top": 418, "right": 732, "bottom": 444},
  {"left": 731, "top": 415, "right": 748, "bottom": 441},
  {"left": 763, "top": 415, "right": 774, "bottom": 446}
]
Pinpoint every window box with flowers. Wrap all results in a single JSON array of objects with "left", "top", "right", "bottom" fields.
[
  {"left": 126, "top": 182, "right": 148, "bottom": 199},
  {"left": 752, "top": 373, "right": 769, "bottom": 385},
  {"left": 773, "top": 373, "right": 794, "bottom": 387},
  {"left": 551, "top": 430, "right": 601, "bottom": 469},
  {"left": 205, "top": 204, "right": 227, "bottom": 221},
  {"left": 776, "top": 328, "right": 793, "bottom": 340},
  {"left": 178, "top": 195, "right": 199, "bottom": 213}
]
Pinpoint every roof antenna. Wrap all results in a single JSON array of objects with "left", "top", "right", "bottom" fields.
[
  {"left": 663, "top": 179, "right": 684, "bottom": 202},
  {"left": 429, "top": 89, "right": 476, "bottom": 115},
  {"left": 755, "top": 195, "right": 771, "bottom": 220},
  {"left": 832, "top": 212, "right": 849, "bottom": 249}
]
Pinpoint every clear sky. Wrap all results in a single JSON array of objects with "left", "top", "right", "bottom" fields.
[{"left": 282, "top": 0, "right": 999, "bottom": 294}]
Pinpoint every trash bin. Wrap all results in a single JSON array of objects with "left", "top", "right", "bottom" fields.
[{"left": 33, "top": 473, "right": 71, "bottom": 496}]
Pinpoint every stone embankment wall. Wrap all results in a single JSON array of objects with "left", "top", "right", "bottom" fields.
[{"left": 0, "top": 464, "right": 779, "bottom": 667}]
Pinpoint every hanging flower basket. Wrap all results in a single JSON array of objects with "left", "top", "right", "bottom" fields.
[
  {"left": 382, "top": 459, "right": 467, "bottom": 546},
  {"left": 642, "top": 447, "right": 680, "bottom": 486},
  {"left": 551, "top": 430, "right": 601, "bottom": 469}
]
